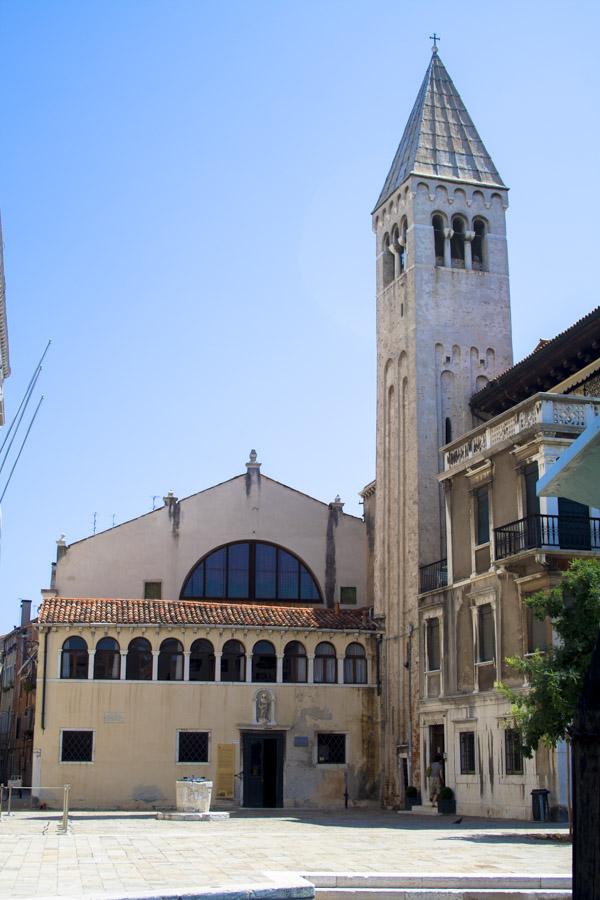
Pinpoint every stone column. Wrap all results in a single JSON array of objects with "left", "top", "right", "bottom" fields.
[
  {"left": 337, "top": 656, "right": 345, "bottom": 685},
  {"left": 246, "top": 655, "right": 253, "bottom": 683},
  {"left": 183, "top": 652, "right": 191, "bottom": 681},
  {"left": 151, "top": 650, "right": 160, "bottom": 681},
  {"left": 214, "top": 651, "right": 222, "bottom": 683},
  {"left": 443, "top": 228, "right": 453, "bottom": 268},
  {"left": 120, "top": 651, "right": 127, "bottom": 680},
  {"left": 56, "top": 651, "right": 63, "bottom": 679},
  {"left": 276, "top": 655, "right": 284, "bottom": 683},
  {"left": 87, "top": 652, "right": 95, "bottom": 680},
  {"left": 464, "top": 231, "right": 475, "bottom": 270},
  {"left": 307, "top": 655, "right": 314, "bottom": 684}
]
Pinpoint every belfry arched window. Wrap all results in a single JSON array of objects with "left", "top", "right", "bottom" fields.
[
  {"left": 180, "top": 541, "right": 322, "bottom": 604},
  {"left": 382, "top": 233, "right": 395, "bottom": 287},
  {"left": 399, "top": 217, "right": 407, "bottom": 273},
  {"left": 472, "top": 218, "right": 486, "bottom": 271},
  {"left": 94, "top": 637, "right": 120, "bottom": 680},
  {"left": 432, "top": 215, "right": 445, "bottom": 265},
  {"left": 61, "top": 637, "right": 88, "bottom": 679},
  {"left": 451, "top": 216, "right": 466, "bottom": 267}
]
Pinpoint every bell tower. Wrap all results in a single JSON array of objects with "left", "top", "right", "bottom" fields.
[{"left": 373, "top": 46, "right": 513, "bottom": 805}]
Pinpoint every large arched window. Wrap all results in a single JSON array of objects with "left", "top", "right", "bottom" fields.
[
  {"left": 158, "top": 639, "right": 184, "bottom": 681},
  {"left": 283, "top": 641, "right": 307, "bottom": 683},
  {"left": 221, "top": 639, "right": 245, "bottom": 682},
  {"left": 451, "top": 216, "right": 466, "bottom": 266},
  {"left": 314, "top": 641, "right": 337, "bottom": 684},
  {"left": 472, "top": 218, "right": 486, "bottom": 271},
  {"left": 94, "top": 637, "right": 120, "bottom": 680},
  {"left": 432, "top": 214, "right": 445, "bottom": 265},
  {"left": 61, "top": 637, "right": 88, "bottom": 679},
  {"left": 180, "top": 541, "right": 322, "bottom": 604},
  {"left": 190, "top": 639, "right": 215, "bottom": 681},
  {"left": 252, "top": 640, "right": 276, "bottom": 683},
  {"left": 344, "top": 642, "right": 367, "bottom": 684},
  {"left": 126, "top": 637, "right": 152, "bottom": 681}
]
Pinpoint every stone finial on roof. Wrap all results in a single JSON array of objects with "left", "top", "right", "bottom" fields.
[
  {"left": 246, "top": 449, "right": 261, "bottom": 472},
  {"left": 330, "top": 494, "right": 344, "bottom": 512}
]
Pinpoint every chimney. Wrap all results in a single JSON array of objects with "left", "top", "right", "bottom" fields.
[
  {"left": 20, "top": 599, "right": 31, "bottom": 627},
  {"left": 56, "top": 534, "right": 67, "bottom": 561}
]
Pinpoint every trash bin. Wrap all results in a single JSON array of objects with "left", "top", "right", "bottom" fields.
[{"left": 531, "top": 788, "right": 550, "bottom": 822}]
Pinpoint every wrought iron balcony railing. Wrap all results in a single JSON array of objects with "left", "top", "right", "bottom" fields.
[
  {"left": 419, "top": 558, "right": 448, "bottom": 593},
  {"left": 494, "top": 514, "right": 600, "bottom": 561}
]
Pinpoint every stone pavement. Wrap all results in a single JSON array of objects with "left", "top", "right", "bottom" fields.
[{"left": 0, "top": 808, "right": 571, "bottom": 899}]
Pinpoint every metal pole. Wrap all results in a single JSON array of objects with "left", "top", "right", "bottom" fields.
[
  {"left": 7, "top": 784, "right": 12, "bottom": 816},
  {"left": 0, "top": 784, "right": 3, "bottom": 818},
  {"left": 60, "top": 784, "right": 70, "bottom": 833}
]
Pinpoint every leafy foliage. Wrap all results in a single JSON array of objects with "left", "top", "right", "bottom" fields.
[{"left": 498, "top": 559, "right": 600, "bottom": 757}]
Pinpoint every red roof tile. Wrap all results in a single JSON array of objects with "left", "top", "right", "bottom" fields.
[{"left": 38, "top": 597, "right": 378, "bottom": 631}]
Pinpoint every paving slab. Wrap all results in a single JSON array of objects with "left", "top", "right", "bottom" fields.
[{"left": 0, "top": 809, "right": 571, "bottom": 899}]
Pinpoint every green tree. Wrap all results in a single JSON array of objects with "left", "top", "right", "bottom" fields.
[{"left": 499, "top": 558, "right": 600, "bottom": 757}]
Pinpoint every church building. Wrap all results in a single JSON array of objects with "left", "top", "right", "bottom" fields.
[{"left": 31, "top": 46, "right": 600, "bottom": 818}]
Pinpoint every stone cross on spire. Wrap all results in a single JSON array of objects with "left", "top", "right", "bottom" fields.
[{"left": 429, "top": 32, "right": 440, "bottom": 51}]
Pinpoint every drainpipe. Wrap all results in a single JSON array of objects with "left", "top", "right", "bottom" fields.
[
  {"left": 41, "top": 630, "right": 48, "bottom": 731},
  {"left": 406, "top": 624, "right": 414, "bottom": 787}
]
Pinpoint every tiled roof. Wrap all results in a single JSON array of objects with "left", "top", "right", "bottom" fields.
[
  {"left": 374, "top": 50, "right": 504, "bottom": 212},
  {"left": 38, "top": 597, "right": 378, "bottom": 631}
]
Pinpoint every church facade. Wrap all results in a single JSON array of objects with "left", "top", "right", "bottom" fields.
[{"left": 34, "top": 455, "right": 380, "bottom": 809}]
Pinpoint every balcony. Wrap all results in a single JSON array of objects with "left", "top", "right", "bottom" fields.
[
  {"left": 494, "top": 514, "right": 600, "bottom": 561},
  {"left": 419, "top": 558, "right": 448, "bottom": 593}
]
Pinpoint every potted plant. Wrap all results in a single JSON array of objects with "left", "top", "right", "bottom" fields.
[
  {"left": 437, "top": 786, "right": 456, "bottom": 815},
  {"left": 405, "top": 785, "right": 419, "bottom": 810}
]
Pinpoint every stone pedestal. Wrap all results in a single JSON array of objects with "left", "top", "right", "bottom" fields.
[{"left": 175, "top": 779, "right": 212, "bottom": 813}]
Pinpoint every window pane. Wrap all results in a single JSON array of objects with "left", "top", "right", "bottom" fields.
[
  {"left": 255, "top": 543, "right": 276, "bottom": 599},
  {"left": 476, "top": 488, "right": 490, "bottom": 544},
  {"left": 478, "top": 604, "right": 494, "bottom": 662},
  {"left": 317, "top": 733, "right": 346, "bottom": 764},
  {"left": 278, "top": 550, "right": 299, "bottom": 600},
  {"left": 427, "top": 619, "right": 440, "bottom": 671},
  {"left": 339, "top": 586, "right": 357, "bottom": 606},
  {"left": 228, "top": 543, "right": 249, "bottom": 598},
  {"left": 62, "top": 730, "right": 93, "bottom": 762},
  {"left": 205, "top": 548, "right": 226, "bottom": 597},
  {"left": 505, "top": 729, "right": 523, "bottom": 775},
  {"left": 301, "top": 567, "right": 320, "bottom": 601},
  {"left": 178, "top": 731, "right": 209, "bottom": 763},
  {"left": 527, "top": 607, "right": 549, "bottom": 653},
  {"left": 460, "top": 732, "right": 475, "bottom": 774},
  {"left": 144, "top": 581, "right": 162, "bottom": 599}
]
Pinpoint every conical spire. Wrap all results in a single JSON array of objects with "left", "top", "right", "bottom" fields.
[{"left": 374, "top": 49, "right": 504, "bottom": 212}]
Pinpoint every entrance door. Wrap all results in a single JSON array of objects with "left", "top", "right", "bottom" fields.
[
  {"left": 429, "top": 724, "right": 445, "bottom": 766},
  {"left": 242, "top": 731, "right": 284, "bottom": 808}
]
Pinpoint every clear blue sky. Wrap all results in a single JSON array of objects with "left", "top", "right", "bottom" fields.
[{"left": 1, "top": 0, "right": 598, "bottom": 633}]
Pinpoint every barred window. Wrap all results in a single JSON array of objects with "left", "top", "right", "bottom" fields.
[
  {"left": 317, "top": 733, "right": 346, "bottom": 764},
  {"left": 61, "top": 730, "right": 93, "bottom": 762},
  {"left": 505, "top": 729, "right": 523, "bottom": 775},
  {"left": 178, "top": 731, "right": 209, "bottom": 763},
  {"left": 459, "top": 732, "right": 475, "bottom": 775}
]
